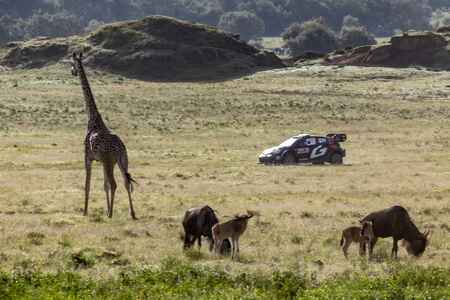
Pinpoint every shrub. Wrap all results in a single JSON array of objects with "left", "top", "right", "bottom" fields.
[
  {"left": 342, "top": 15, "right": 362, "bottom": 28},
  {"left": 282, "top": 18, "right": 338, "bottom": 56},
  {"left": 24, "top": 11, "right": 84, "bottom": 39},
  {"left": 431, "top": 9, "right": 450, "bottom": 30},
  {"left": 218, "top": 11, "right": 265, "bottom": 41},
  {"left": 340, "top": 26, "right": 376, "bottom": 48}
]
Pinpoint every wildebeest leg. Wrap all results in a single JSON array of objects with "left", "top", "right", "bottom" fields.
[
  {"left": 342, "top": 239, "right": 351, "bottom": 258},
  {"left": 208, "top": 237, "right": 214, "bottom": 252},
  {"left": 369, "top": 237, "right": 377, "bottom": 259},
  {"left": 214, "top": 239, "right": 222, "bottom": 255},
  {"left": 358, "top": 239, "right": 366, "bottom": 257},
  {"left": 235, "top": 238, "right": 240, "bottom": 261},
  {"left": 183, "top": 233, "right": 192, "bottom": 249},
  {"left": 231, "top": 237, "right": 236, "bottom": 260},
  {"left": 197, "top": 235, "right": 202, "bottom": 250},
  {"left": 391, "top": 238, "right": 399, "bottom": 259}
]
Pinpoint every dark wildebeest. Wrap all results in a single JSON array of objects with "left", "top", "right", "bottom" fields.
[
  {"left": 182, "top": 206, "right": 219, "bottom": 251},
  {"left": 360, "top": 205, "right": 430, "bottom": 259}
]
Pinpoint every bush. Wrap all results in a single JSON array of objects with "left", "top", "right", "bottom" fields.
[
  {"left": 282, "top": 18, "right": 338, "bottom": 56},
  {"left": 340, "top": 26, "right": 376, "bottom": 48},
  {"left": 218, "top": 10, "right": 265, "bottom": 41},
  {"left": 431, "top": 9, "right": 450, "bottom": 30},
  {"left": 342, "top": 15, "right": 362, "bottom": 28},
  {"left": 24, "top": 11, "right": 84, "bottom": 39}
]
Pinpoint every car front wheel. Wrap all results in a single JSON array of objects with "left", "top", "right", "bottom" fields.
[{"left": 330, "top": 153, "right": 343, "bottom": 165}]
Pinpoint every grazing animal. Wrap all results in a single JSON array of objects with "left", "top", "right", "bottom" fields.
[
  {"left": 212, "top": 212, "right": 253, "bottom": 260},
  {"left": 182, "top": 206, "right": 219, "bottom": 251},
  {"left": 340, "top": 222, "right": 375, "bottom": 259},
  {"left": 360, "top": 205, "right": 430, "bottom": 259},
  {"left": 71, "top": 52, "right": 137, "bottom": 219}
]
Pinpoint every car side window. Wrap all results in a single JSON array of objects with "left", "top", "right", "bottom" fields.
[
  {"left": 293, "top": 140, "right": 304, "bottom": 148},
  {"left": 304, "top": 137, "right": 316, "bottom": 146},
  {"left": 317, "top": 137, "right": 326, "bottom": 144}
]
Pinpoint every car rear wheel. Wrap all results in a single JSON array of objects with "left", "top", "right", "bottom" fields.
[
  {"left": 330, "top": 153, "right": 343, "bottom": 165},
  {"left": 283, "top": 152, "right": 296, "bottom": 165}
]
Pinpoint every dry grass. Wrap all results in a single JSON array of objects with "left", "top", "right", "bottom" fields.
[{"left": 0, "top": 64, "right": 449, "bottom": 279}]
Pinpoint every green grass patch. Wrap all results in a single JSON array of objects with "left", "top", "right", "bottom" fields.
[{"left": 0, "top": 259, "right": 448, "bottom": 299}]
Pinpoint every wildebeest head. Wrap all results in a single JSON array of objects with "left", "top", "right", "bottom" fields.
[{"left": 403, "top": 230, "right": 430, "bottom": 257}]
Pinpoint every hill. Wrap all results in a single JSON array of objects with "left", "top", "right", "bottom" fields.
[
  {"left": 325, "top": 30, "right": 450, "bottom": 70},
  {"left": 0, "top": 16, "right": 284, "bottom": 81}
]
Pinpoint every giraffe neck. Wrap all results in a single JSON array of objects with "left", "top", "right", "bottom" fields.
[{"left": 76, "top": 60, "right": 107, "bottom": 132}]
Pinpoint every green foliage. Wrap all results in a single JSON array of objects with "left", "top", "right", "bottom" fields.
[
  {"left": 23, "top": 11, "right": 84, "bottom": 39},
  {"left": 71, "top": 248, "right": 97, "bottom": 269},
  {"left": 218, "top": 10, "right": 265, "bottom": 41},
  {"left": 0, "top": 260, "right": 448, "bottom": 299},
  {"left": 340, "top": 26, "right": 376, "bottom": 48},
  {"left": 0, "top": 0, "right": 443, "bottom": 44},
  {"left": 431, "top": 9, "right": 450, "bottom": 30},
  {"left": 282, "top": 19, "right": 339, "bottom": 56}
]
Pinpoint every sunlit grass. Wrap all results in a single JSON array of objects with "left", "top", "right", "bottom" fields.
[{"left": 0, "top": 64, "right": 449, "bottom": 281}]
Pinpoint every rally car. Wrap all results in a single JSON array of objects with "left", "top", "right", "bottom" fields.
[{"left": 258, "top": 133, "right": 346, "bottom": 165}]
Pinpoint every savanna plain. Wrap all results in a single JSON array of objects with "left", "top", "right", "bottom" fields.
[{"left": 0, "top": 63, "right": 449, "bottom": 298}]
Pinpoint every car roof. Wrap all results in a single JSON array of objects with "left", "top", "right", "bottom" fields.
[{"left": 292, "top": 134, "right": 310, "bottom": 139}]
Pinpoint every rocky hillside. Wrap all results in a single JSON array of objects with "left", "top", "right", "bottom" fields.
[
  {"left": 0, "top": 16, "right": 284, "bottom": 80},
  {"left": 325, "top": 30, "right": 450, "bottom": 70}
]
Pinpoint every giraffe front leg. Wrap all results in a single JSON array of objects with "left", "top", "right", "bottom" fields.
[{"left": 84, "top": 158, "right": 93, "bottom": 216}]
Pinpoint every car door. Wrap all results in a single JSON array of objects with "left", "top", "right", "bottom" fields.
[
  {"left": 293, "top": 137, "right": 311, "bottom": 161},
  {"left": 309, "top": 136, "right": 328, "bottom": 161}
]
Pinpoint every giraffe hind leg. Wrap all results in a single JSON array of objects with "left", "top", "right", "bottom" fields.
[
  {"left": 103, "top": 165, "right": 111, "bottom": 216},
  {"left": 103, "top": 161, "right": 117, "bottom": 218},
  {"left": 118, "top": 156, "right": 137, "bottom": 220}
]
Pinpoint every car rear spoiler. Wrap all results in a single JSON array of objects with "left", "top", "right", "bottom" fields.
[{"left": 326, "top": 133, "right": 347, "bottom": 142}]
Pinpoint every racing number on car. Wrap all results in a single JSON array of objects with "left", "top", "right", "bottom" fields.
[{"left": 310, "top": 145, "right": 327, "bottom": 159}]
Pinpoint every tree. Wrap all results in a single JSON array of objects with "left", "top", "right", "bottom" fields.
[
  {"left": 339, "top": 15, "right": 375, "bottom": 48},
  {"left": 237, "top": 0, "right": 288, "bottom": 35},
  {"left": 218, "top": 11, "right": 265, "bottom": 41},
  {"left": 24, "top": 11, "right": 84, "bottom": 39},
  {"left": 431, "top": 9, "right": 450, "bottom": 30},
  {"left": 342, "top": 15, "right": 362, "bottom": 28},
  {"left": 282, "top": 18, "right": 338, "bottom": 56},
  {"left": 340, "top": 26, "right": 376, "bottom": 48}
]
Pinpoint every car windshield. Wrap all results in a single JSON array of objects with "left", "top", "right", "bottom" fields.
[{"left": 278, "top": 137, "right": 298, "bottom": 148}]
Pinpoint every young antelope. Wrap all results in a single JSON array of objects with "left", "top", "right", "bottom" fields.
[
  {"left": 340, "top": 221, "right": 375, "bottom": 259},
  {"left": 212, "top": 212, "right": 253, "bottom": 260}
]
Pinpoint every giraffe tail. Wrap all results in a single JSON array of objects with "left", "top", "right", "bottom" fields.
[{"left": 126, "top": 172, "right": 137, "bottom": 192}]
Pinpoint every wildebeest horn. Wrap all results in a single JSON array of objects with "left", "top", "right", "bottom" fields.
[{"left": 423, "top": 230, "right": 430, "bottom": 238}]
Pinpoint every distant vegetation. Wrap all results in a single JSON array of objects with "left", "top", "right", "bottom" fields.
[
  {"left": 282, "top": 17, "right": 376, "bottom": 56},
  {"left": 0, "top": 0, "right": 448, "bottom": 45}
]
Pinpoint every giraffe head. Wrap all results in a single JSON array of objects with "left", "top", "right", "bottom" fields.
[{"left": 71, "top": 52, "right": 83, "bottom": 76}]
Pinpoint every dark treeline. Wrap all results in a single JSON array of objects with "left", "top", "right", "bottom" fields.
[{"left": 0, "top": 0, "right": 449, "bottom": 44}]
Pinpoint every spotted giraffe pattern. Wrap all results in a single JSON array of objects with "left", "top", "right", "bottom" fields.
[{"left": 72, "top": 52, "right": 137, "bottom": 219}]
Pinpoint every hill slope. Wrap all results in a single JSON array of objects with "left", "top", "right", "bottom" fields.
[{"left": 0, "top": 16, "right": 284, "bottom": 80}]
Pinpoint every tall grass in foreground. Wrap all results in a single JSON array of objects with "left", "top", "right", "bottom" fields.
[{"left": 0, "top": 258, "right": 448, "bottom": 299}]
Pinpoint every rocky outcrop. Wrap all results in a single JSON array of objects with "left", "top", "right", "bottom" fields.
[{"left": 324, "top": 31, "right": 450, "bottom": 70}]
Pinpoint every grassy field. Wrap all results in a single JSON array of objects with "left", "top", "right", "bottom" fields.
[{"left": 0, "top": 63, "right": 449, "bottom": 296}]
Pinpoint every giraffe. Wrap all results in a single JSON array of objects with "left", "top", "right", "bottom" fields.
[{"left": 70, "top": 52, "right": 137, "bottom": 220}]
